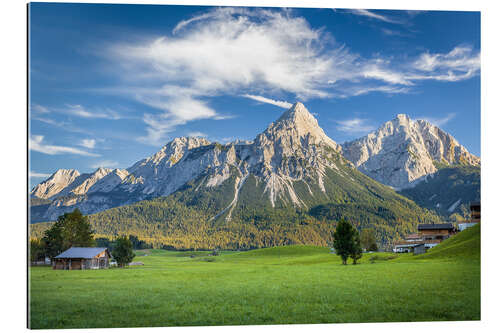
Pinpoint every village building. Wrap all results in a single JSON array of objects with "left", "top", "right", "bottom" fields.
[
  {"left": 393, "top": 224, "right": 456, "bottom": 253},
  {"left": 417, "top": 223, "right": 456, "bottom": 241},
  {"left": 458, "top": 201, "right": 481, "bottom": 231},
  {"left": 53, "top": 247, "right": 111, "bottom": 270}
]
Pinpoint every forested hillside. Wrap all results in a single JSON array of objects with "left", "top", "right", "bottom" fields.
[
  {"left": 398, "top": 165, "right": 480, "bottom": 219},
  {"left": 31, "top": 165, "right": 442, "bottom": 250}
]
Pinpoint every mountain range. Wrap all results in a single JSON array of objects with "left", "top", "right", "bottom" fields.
[{"left": 30, "top": 103, "right": 480, "bottom": 248}]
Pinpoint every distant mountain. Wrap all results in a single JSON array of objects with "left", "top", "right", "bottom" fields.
[
  {"left": 30, "top": 103, "right": 442, "bottom": 248},
  {"left": 341, "top": 114, "right": 480, "bottom": 189},
  {"left": 31, "top": 169, "right": 81, "bottom": 199},
  {"left": 398, "top": 165, "right": 480, "bottom": 219}
]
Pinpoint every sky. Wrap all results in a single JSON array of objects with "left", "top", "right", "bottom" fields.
[{"left": 28, "top": 3, "right": 480, "bottom": 186}]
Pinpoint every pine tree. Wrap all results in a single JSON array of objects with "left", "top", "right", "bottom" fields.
[
  {"left": 350, "top": 230, "right": 363, "bottom": 265},
  {"left": 333, "top": 218, "right": 355, "bottom": 265},
  {"left": 41, "top": 209, "right": 96, "bottom": 258}
]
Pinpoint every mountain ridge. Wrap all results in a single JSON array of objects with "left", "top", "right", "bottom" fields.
[
  {"left": 30, "top": 103, "right": 478, "bottom": 227},
  {"left": 341, "top": 114, "right": 480, "bottom": 189}
]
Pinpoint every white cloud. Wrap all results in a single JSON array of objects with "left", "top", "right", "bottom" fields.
[
  {"left": 31, "top": 112, "right": 90, "bottom": 134},
  {"left": 349, "top": 85, "right": 411, "bottom": 97},
  {"left": 336, "top": 118, "right": 376, "bottom": 134},
  {"left": 419, "top": 113, "right": 456, "bottom": 127},
  {"left": 362, "top": 65, "right": 413, "bottom": 86},
  {"left": 90, "top": 160, "right": 119, "bottom": 169},
  {"left": 101, "top": 8, "right": 480, "bottom": 145},
  {"left": 79, "top": 139, "right": 96, "bottom": 149},
  {"left": 29, "top": 171, "right": 50, "bottom": 178},
  {"left": 137, "top": 96, "right": 217, "bottom": 145},
  {"left": 31, "top": 104, "right": 49, "bottom": 114},
  {"left": 29, "top": 135, "right": 100, "bottom": 157},
  {"left": 187, "top": 131, "right": 207, "bottom": 138},
  {"left": 348, "top": 9, "right": 404, "bottom": 24},
  {"left": 66, "top": 104, "right": 121, "bottom": 120},
  {"left": 242, "top": 94, "right": 292, "bottom": 109},
  {"left": 410, "top": 46, "right": 480, "bottom": 82},
  {"left": 109, "top": 8, "right": 360, "bottom": 144},
  {"left": 111, "top": 8, "right": 348, "bottom": 99}
]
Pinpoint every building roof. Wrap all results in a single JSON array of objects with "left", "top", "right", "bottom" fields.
[
  {"left": 417, "top": 223, "right": 454, "bottom": 231},
  {"left": 55, "top": 247, "right": 108, "bottom": 259}
]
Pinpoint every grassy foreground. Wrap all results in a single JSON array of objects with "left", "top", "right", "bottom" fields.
[{"left": 29, "top": 225, "right": 480, "bottom": 329}]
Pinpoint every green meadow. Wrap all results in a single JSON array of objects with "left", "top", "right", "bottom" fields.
[{"left": 29, "top": 225, "right": 480, "bottom": 329}]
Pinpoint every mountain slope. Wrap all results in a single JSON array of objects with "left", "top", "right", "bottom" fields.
[
  {"left": 341, "top": 114, "right": 480, "bottom": 189},
  {"left": 398, "top": 165, "right": 480, "bottom": 218}
]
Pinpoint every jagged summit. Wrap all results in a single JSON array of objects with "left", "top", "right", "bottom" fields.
[
  {"left": 31, "top": 169, "right": 80, "bottom": 199},
  {"left": 342, "top": 113, "right": 480, "bottom": 189},
  {"left": 260, "top": 102, "right": 339, "bottom": 151},
  {"left": 395, "top": 113, "right": 410, "bottom": 121},
  {"left": 277, "top": 102, "right": 312, "bottom": 121}
]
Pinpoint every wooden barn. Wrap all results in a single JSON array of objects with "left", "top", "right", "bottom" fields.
[{"left": 53, "top": 247, "right": 111, "bottom": 270}]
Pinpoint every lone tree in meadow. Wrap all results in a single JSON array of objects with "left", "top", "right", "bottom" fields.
[
  {"left": 333, "top": 218, "right": 356, "bottom": 265},
  {"left": 360, "top": 228, "right": 378, "bottom": 252},
  {"left": 112, "top": 236, "right": 136, "bottom": 267},
  {"left": 42, "top": 208, "right": 95, "bottom": 258}
]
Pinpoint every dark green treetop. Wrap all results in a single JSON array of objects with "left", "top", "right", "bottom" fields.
[
  {"left": 112, "top": 236, "right": 136, "bottom": 267},
  {"left": 333, "top": 218, "right": 355, "bottom": 265}
]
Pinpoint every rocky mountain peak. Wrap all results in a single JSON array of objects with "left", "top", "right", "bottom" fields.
[
  {"left": 31, "top": 169, "right": 81, "bottom": 199},
  {"left": 394, "top": 113, "right": 410, "bottom": 123},
  {"left": 342, "top": 114, "right": 480, "bottom": 189},
  {"left": 170, "top": 136, "right": 211, "bottom": 150},
  {"left": 260, "top": 102, "right": 339, "bottom": 151}
]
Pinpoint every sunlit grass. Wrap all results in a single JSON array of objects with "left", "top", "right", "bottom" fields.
[{"left": 29, "top": 227, "right": 480, "bottom": 329}]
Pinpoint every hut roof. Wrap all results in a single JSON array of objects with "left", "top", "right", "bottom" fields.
[
  {"left": 417, "top": 223, "right": 454, "bottom": 231},
  {"left": 55, "top": 247, "right": 108, "bottom": 259}
]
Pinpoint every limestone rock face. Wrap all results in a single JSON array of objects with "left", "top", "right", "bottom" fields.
[
  {"left": 30, "top": 102, "right": 350, "bottom": 221},
  {"left": 30, "top": 103, "right": 479, "bottom": 222},
  {"left": 341, "top": 114, "right": 480, "bottom": 189},
  {"left": 30, "top": 169, "right": 81, "bottom": 199}
]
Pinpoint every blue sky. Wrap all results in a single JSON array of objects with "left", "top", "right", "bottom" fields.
[{"left": 29, "top": 3, "right": 480, "bottom": 185}]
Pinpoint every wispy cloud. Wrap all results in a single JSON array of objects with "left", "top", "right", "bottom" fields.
[
  {"left": 31, "top": 104, "right": 49, "bottom": 114},
  {"left": 102, "top": 8, "right": 479, "bottom": 145},
  {"left": 348, "top": 85, "right": 411, "bottom": 97},
  {"left": 79, "top": 139, "right": 96, "bottom": 149},
  {"left": 29, "top": 171, "right": 50, "bottom": 178},
  {"left": 336, "top": 118, "right": 376, "bottom": 134},
  {"left": 411, "top": 46, "right": 480, "bottom": 81},
  {"left": 109, "top": 8, "right": 356, "bottom": 144},
  {"left": 90, "top": 160, "right": 119, "bottom": 169},
  {"left": 30, "top": 135, "right": 100, "bottom": 157},
  {"left": 137, "top": 96, "right": 218, "bottom": 145},
  {"left": 31, "top": 113, "right": 90, "bottom": 135},
  {"left": 347, "top": 9, "right": 404, "bottom": 24},
  {"left": 242, "top": 94, "right": 292, "bottom": 109},
  {"left": 66, "top": 104, "right": 121, "bottom": 120},
  {"left": 419, "top": 113, "right": 456, "bottom": 127}
]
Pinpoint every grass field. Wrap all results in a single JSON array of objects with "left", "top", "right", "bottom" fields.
[{"left": 29, "top": 225, "right": 480, "bottom": 329}]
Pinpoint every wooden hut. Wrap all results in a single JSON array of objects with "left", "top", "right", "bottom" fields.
[{"left": 53, "top": 247, "right": 111, "bottom": 270}]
